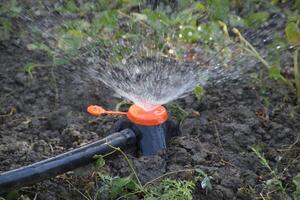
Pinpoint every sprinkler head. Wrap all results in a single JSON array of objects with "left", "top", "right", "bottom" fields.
[
  {"left": 87, "top": 104, "right": 170, "bottom": 156},
  {"left": 127, "top": 104, "right": 168, "bottom": 126}
]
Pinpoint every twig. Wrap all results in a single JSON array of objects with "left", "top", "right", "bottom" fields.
[
  {"left": 106, "top": 143, "right": 143, "bottom": 188},
  {"left": 66, "top": 180, "right": 91, "bottom": 200},
  {"left": 294, "top": 48, "right": 299, "bottom": 100},
  {"left": 232, "top": 28, "right": 271, "bottom": 69},
  {"left": 116, "top": 190, "right": 142, "bottom": 200},
  {"left": 213, "top": 123, "right": 223, "bottom": 150}
]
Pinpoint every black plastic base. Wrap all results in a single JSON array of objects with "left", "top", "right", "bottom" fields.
[{"left": 112, "top": 118, "right": 179, "bottom": 155}]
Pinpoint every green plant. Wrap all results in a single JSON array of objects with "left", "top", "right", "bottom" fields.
[
  {"left": 285, "top": 20, "right": 300, "bottom": 101},
  {"left": 232, "top": 27, "right": 300, "bottom": 100},
  {"left": 0, "top": 0, "right": 21, "bottom": 41},
  {"left": 91, "top": 145, "right": 213, "bottom": 200},
  {"left": 193, "top": 85, "right": 205, "bottom": 103},
  {"left": 166, "top": 103, "right": 189, "bottom": 125},
  {"left": 293, "top": 173, "right": 300, "bottom": 200},
  {"left": 144, "top": 179, "right": 195, "bottom": 200},
  {"left": 250, "top": 146, "right": 290, "bottom": 199}
]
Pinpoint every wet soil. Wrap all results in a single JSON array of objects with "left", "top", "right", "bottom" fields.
[{"left": 0, "top": 6, "right": 300, "bottom": 200}]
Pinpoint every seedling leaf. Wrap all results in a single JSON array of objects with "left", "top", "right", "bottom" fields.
[
  {"left": 285, "top": 22, "right": 300, "bottom": 46},
  {"left": 93, "top": 154, "right": 105, "bottom": 169}
]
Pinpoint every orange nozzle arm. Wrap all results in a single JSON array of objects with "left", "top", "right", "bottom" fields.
[{"left": 87, "top": 105, "right": 127, "bottom": 116}]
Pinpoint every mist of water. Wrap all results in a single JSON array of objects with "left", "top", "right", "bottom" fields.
[{"left": 12, "top": 5, "right": 291, "bottom": 112}]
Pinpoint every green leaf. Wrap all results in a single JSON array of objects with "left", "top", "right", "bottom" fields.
[
  {"left": 57, "top": 29, "right": 87, "bottom": 54},
  {"left": 92, "top": 10, "right": 119, "bottom": 31},
  {"left": 293, "top": 173, "right": 300, "bottom": 187},
  {"left": 294, "top": 0, "right": 300, "bottom": 8},
  {"left": 27, "top": 43, "right": 52, "bottom": 53},
  {"left": 268, "top": 66, "right": 286, "bottom": 81},
  {"left": 194, "top": 85, "right": 205, "bottom": 103},
  {"left": 110, "top": 176, "right": 136, "bottom": 199},
  {"left": 201, "top": 176, "right": 213, "bottom": 191},
  {"left": 5, "top": 190, "right": 20, "bottom": 200},
  {"left": 245, "top": 12, "right": 270, "bottom": 27},
  {"left": 61, "top": 20, "right": 90, "bottom": 32},
  {"left": 195, "top": 168, "right": 207, "bottom": 177},
  {"left": 228, "top": 14, "right": 245, "bottom": 27},
  {"left": 1, "top": 18, "right": 12, "bottom": 31},
  {"left": 179, "top": 26, "right": 199, "bottom": 43},
  {"left": 142, "top": 9, "right": 170, "bottom": 33},
  {"left": 195, "top": 3, "right": 206, "bottom": 12},
  {"left": 177, "top": 0, "right": 194, "bottom": 10},
  {"left": 53, "top": 57, "right": 69, "bottom": 66},
  {"left": 293, "top": 173, "right": 300, "bottom": 199},
  {"left": 132, "top": 13, "right": 148, "bottom": 21},
  {"left": 24, "top": 63, "right": 35, "bottom": 78},
  {"left": 93, "top": 155, "right": 105, "bottom": 169},
  {"left": 206, "top": 0, "right": 230, "bottom": 22},
  {"left": 285, "top": 22, "right": 300, "bottom": 46},
  {"left": 65, "top": 0, "right": 79, "bottom": 13}
]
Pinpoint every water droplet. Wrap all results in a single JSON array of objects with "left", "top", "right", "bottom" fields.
[
  {"left": 168, "top": 49, "right": 174, "bottom": 54},
  {"left": 276, "top": 46, "right": 281, "bottom": 50}
]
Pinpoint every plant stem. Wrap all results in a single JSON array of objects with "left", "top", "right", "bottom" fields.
[
  {"left": 294, "top": 48, "right": 300, "bottom": 100},
  {"left": 107, "top": 143, "right": 143, "bottom": 188},
  {"left": 232, "top": 28, "right": 271, "bottom": 69}
]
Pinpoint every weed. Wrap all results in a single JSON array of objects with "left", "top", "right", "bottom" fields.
[
  {"left": 293, "top": 173, "right": 300, "bottom": 199},
  {"left": 250, "top": 145, "right": 296, "bottom": 199},
  {"left": 285, "top": 20, "right": 300, "bottom": 101},
  {"left": 166, "top": 103, "right": 189, "bottom": 125},
  {"left": 193, "top": 85, "right": 205, "bottom": 104},
  {"left": 144, "top": 179, "right": 195, "bottom": 200},
  {"left": 91, "top": 144, "right": 213, "bottom": 200},
  {"left": 0, "top": 0, "right": 21, "bottom": 41}
]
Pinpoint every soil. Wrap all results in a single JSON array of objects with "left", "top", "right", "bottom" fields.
[{"left": 0, "top": 5, "right": 300, "bottom": 200}]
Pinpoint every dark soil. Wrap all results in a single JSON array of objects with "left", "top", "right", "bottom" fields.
[{"left": 0, "top": 9, "right": 300, "bottom": 200}]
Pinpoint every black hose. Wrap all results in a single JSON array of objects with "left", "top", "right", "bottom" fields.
[{"left": 0, "top": 129, "right": 136, "bottom": 194}]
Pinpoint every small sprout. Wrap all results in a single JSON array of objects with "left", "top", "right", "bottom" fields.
[
  {"left": 188, "top": 31, "right": 193, "bottom": 36},
  {"left": 194, "top": 85, "right": 205, "bottom": 103},
  {"left": 179, "top": 33, "right": 183, "bottom": 38},
  {"left": 93, "top": 154, "right": 105, "bottom": 169},
  {"left": 197, "top": 26, "right": 202, "bottom": 31}
]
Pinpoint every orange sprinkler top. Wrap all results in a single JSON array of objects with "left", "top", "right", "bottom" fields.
[
  {"left": 87, "top": 104, "right": 168, "bottom": 126},
  {"left": 127, "top": 104, "right": 168, "bottom": 126}
]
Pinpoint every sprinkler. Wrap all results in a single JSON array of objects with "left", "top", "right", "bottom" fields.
[
  {"left": 0, "top": 104, "right": 177, "bottom": 193},
  {"left": 87, "top": 104, "right": 169, "bottom": 156}
]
